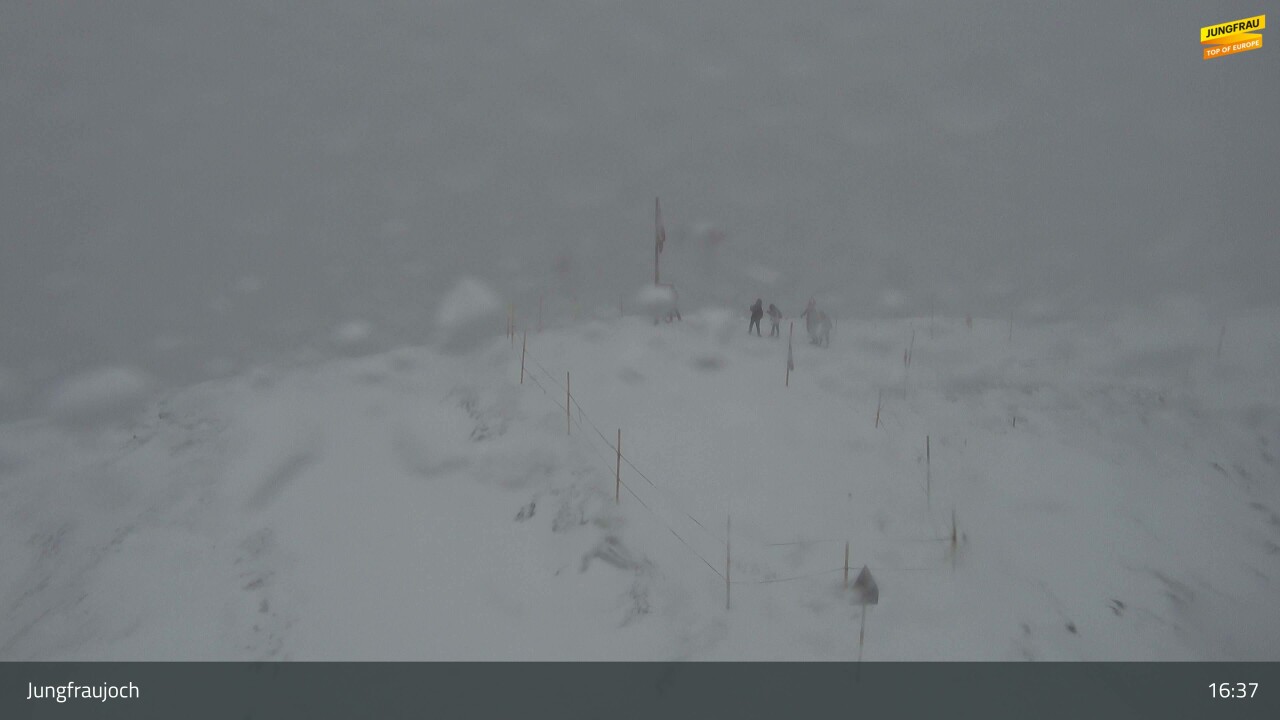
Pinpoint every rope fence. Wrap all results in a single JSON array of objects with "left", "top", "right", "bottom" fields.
[
  {"left": 528, "top": 355, "right": 736, "bottom": 553},
  {"left": 511, "top": 331, "right": 957, "bottom": 596}
]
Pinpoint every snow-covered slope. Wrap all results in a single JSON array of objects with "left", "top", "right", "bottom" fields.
[{"left": 2, "top": 307, "right": 1278, "bottom": 660}]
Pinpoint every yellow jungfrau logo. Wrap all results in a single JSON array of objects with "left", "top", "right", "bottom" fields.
[{"left": 1201, "top": 14, "right": 1264, "bottom": 60}]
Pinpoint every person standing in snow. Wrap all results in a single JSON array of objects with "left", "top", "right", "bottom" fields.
[
  {"left": 749, "top": 299, "right": 764, "bottom": 336},
  {"left": 767, "top": 303, "right": 782, "bottom": 337}
]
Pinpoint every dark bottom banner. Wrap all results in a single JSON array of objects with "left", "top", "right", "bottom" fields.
[{"left": 2, "top": 662, "right": 1277, "bottom": 719}]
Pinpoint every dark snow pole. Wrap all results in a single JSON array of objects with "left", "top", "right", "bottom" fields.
[
  {"left": 655, "top": 197, "right": 666, "bottom": 286},
  {"left": 1217, "top": 322, "right": 1226, "bottom": 360},
  {"left": 950, "top": 507, "right": 958, "bottom": 572},
  {"left": 858, "top": 607, "right": 867, "bottom": 671},
  {"left": 520, "top": 331, "right": 526, "bottom": 385},
  {"left": 786, "top": 322, "right": 794, "bottom": 387},
  {"left": 566, "top": 372, "right": 571, "bottom": 436},
  {"left": 875, "top": 389, "right": 882, "bottom": 429},
  {"left": 725, "top": 515, "right": 731, "bottom": 611},
  {"left": 615, "top": 429, "right": 621, "bottom": 505},
  {"left": 852, "top": 566, "right": 879, "bottom": 673},
  {"left": 844, "top": 542, "right": 850, "bottom": 589},
  {"left": 926, "top": 435, "right": 931, "bottom": 510},
  {"left": 859, "top": 607, "right": 867, "bottom": 656}
]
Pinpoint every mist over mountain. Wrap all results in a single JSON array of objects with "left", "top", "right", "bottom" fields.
[{"left": 2, "top": 1, "right": 1276, "bottom": 419}]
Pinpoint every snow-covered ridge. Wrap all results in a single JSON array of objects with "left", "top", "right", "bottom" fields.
[{"left": 1, "top": 309, "right": 1277, "bottom": 659}]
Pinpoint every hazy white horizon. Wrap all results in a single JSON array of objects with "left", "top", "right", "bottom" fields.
[{"left": 2, "top": 1, "right": 1277, "bottom": 419}]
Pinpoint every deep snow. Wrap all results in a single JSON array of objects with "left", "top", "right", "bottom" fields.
[{"left": 2, "top": 305, "right": 1277, "bottom": 660}]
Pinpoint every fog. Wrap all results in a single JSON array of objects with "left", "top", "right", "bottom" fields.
[{"left": 2, "top": 1, "right": 1276, "bottom": 419}]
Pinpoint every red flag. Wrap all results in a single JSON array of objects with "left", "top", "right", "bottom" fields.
[{"left": 655, "top": 197, "right": 666, "bottom": 255}]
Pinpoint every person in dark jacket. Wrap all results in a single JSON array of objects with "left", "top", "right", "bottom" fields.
[
  {"left": 749, "top": 299, "right": 764, "bottom": 336},
  {"left": 767, "top": 303, "right": 782, "bottom": 337}
]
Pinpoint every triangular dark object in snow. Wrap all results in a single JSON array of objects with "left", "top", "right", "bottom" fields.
[{"left": 852, "top": 566, "right": 879, "bottom": 605}]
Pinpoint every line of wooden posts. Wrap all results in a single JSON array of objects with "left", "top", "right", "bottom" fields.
[{"left": 509, "top": 304, "right": 970, "bottom": 667}]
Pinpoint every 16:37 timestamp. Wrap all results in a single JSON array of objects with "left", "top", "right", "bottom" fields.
[{"left": 1211, "top": 682, "right": 1258, "bottom": 699}]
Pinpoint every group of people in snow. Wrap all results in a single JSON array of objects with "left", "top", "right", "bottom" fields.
[{"left": 748, "top": 299, "right": 784, "bottom": 337}]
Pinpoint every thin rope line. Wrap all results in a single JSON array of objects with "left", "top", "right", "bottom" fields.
[
  {"left": 764, "top": 535, "right": 950, "bottom": 548},
  {"left": 517, "top": 346, "right": 946, "bottom": 586},
  {"left": 731, "top": 568, "right": 844, "bottom": 585},
  {"left": 530, "top": 356, "right": 564, "bottom": 390},
  {"left": 731, "top": 565, "right": 943, "bottom": 586},
  {"left": 524, "top": 355, "right": 725, "bottom": 581},
  {"left": 619, "top": 477, "right": 724, "bottom": 579},
  {"left": 526, "top": 372, "right": 549, "bottom": 394},
  {"left": 527, "top": 348, "right": 723, "bottom": 544}
]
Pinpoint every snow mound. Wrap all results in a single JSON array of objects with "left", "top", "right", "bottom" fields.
[
  {"left": 634, "top": 285, "right": 678, "bottom": 318},
  {"left": 4, "top": 309, "right": 1278, "bottom": 661},
  {"left": 635, "top": 284, "right": 675, "bottom": 306},
  {"left": 436, "top": 277, "right": 502, "bottom": 331},
  {"left": 694, "top": 307, "right": 738, "bottom": 345},
  {"left": 435, "top": 277, "right": 504, "bottom": 354}
]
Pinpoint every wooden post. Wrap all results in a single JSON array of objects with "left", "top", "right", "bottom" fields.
[
  {"left": 951, "top": 507, "right": 958, "bottom": 572},
  {"left": 519, "top": 331, "right": 526, "bottom": 385},
  {"left": 926, "top": 435, "right": 931, "bottom": 509},
  {"left": 875, "top": 389, "right": 882, "bottom": 429},
  {"left": 566, "top": 372, "right": 571, "bottom": 436},
  {"left": 725, "top": 515, "right": 731, "bottom": 611},
  {"left": 844, "top": 542, "right": 850, "bottom": 589},
  {"left": 786, "top": 322, "right": 792, "bottom": 387},
  {"left": 615, "top": 429, "right": 621, "bottom": 504},
  {"left": 858, "top": 607, "right": 867, "bottom": 664},
  {"left": 655, "top": 197, "right": 663, "bottom": 286},
  {"left": 851, "top": 566, "right": 878, "bottom": 673},
  {"left": 655, "top": 240, "right": 660, "bottom": 285}
]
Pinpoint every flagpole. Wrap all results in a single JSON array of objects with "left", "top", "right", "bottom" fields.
[{"left": 654, "top": 197, "right": 663, "bottom": 286}]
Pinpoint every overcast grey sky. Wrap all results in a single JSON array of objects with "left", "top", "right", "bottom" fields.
[{"left": 2, "top": 1, "right": 1277, "bottom": 416}]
